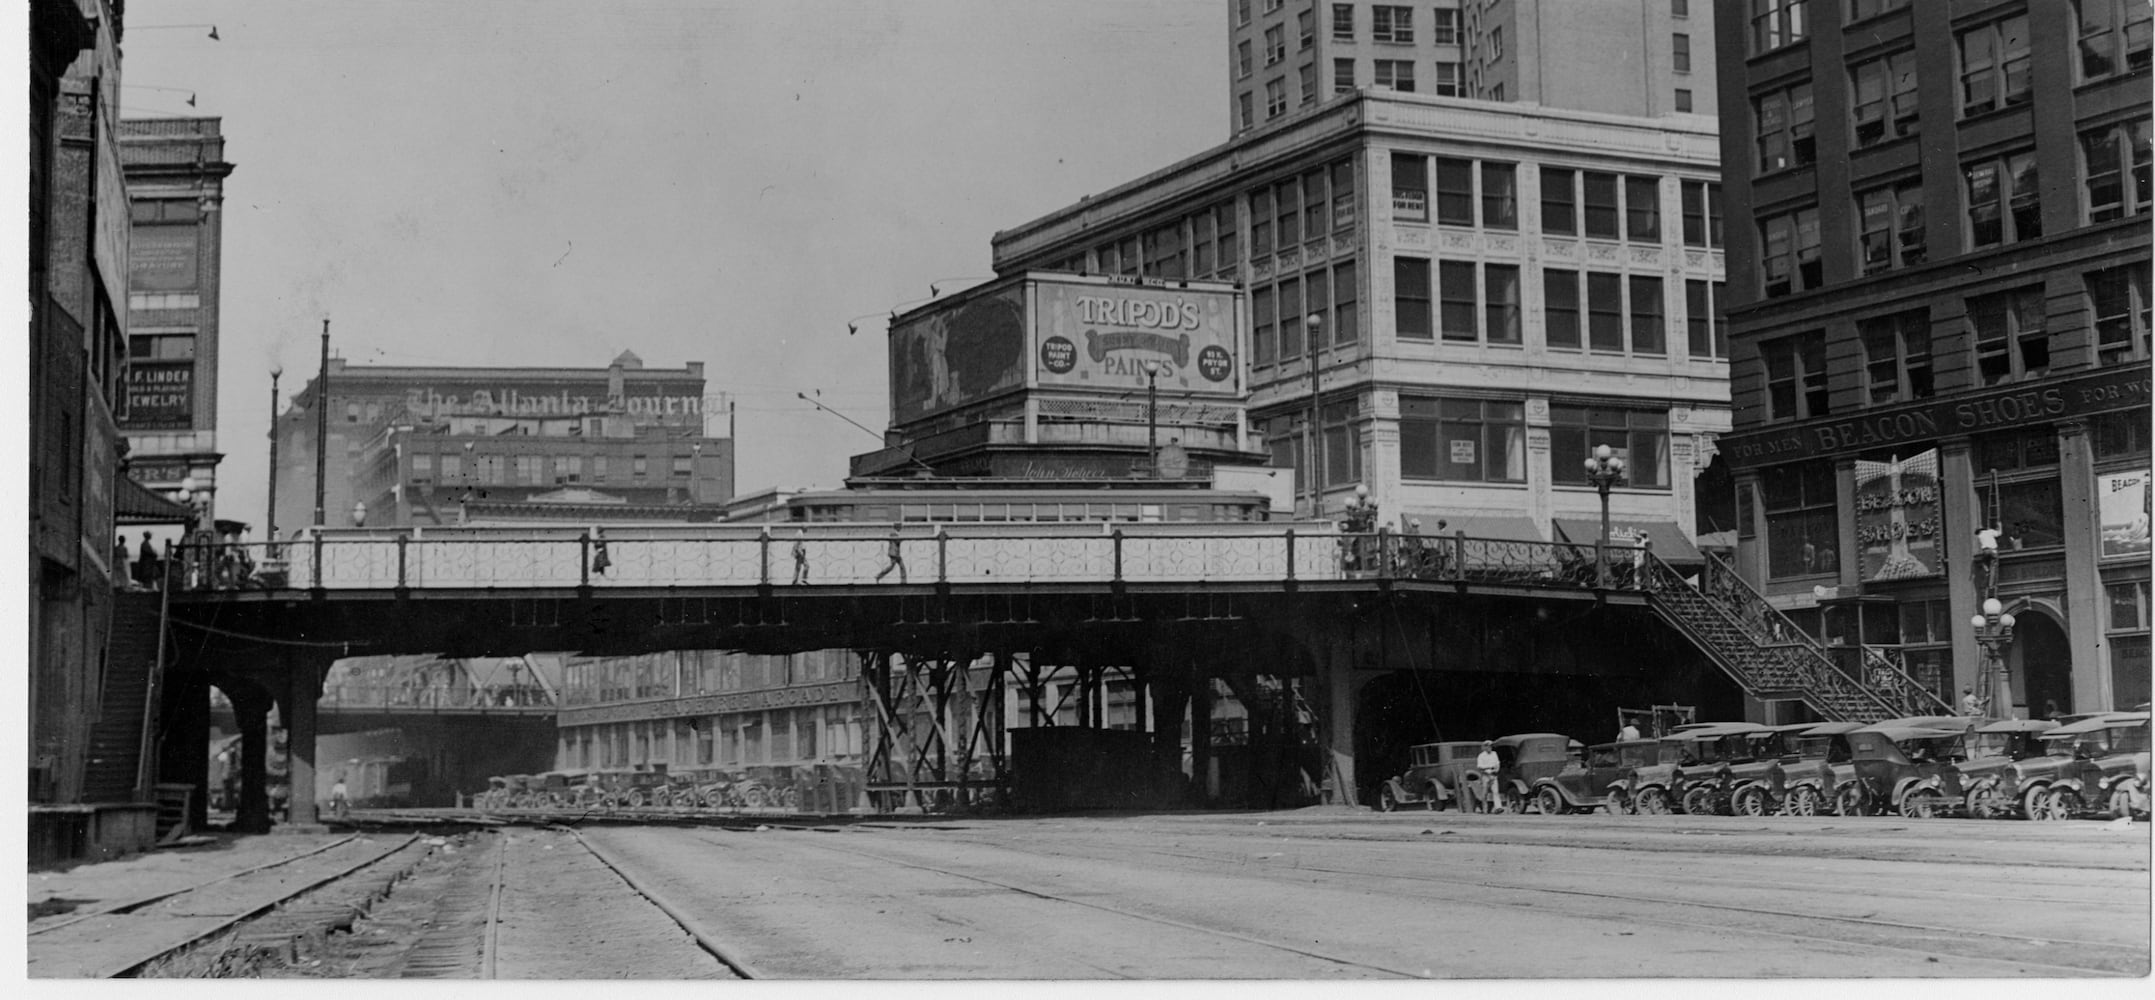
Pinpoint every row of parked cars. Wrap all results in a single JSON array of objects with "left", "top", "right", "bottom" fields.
[{"left": 1377, "top": 711, "right": 2151, "bottom": 821}]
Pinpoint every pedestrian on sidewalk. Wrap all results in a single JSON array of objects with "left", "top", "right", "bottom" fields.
[
  {"left": 792, "top": 532, "right": 810, "bottom": 585},
  {"left": 875, "top": 528, "right": 907, "bottom": 584}
]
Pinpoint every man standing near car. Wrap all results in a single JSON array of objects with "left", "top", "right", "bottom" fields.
[{"left": 1475, "top": 740, "right": 1502, "bottom": 813}]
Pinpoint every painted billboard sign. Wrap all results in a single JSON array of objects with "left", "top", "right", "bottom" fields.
[
  {"left": 129, "top": 224, "right": 199, "bottom": 291},
  {"left": 2099, "top": 469, "right": 2151, "bottom": 559},
  {"left": 1032, "top": 280, "right": 1238, "bottom": 397},
  {"left": 888, "top": 285, "right": 1027, "bottom": 424},
  {"left": 1852, "top": 449, "right": 1942, "bottom": 581},
  {"left": 122, "top": 361, "right": 195, "bottom": 430}
]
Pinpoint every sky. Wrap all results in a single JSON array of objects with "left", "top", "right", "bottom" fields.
[{"left": 114, "top": 0, "right": 1227, "bottom": 531}]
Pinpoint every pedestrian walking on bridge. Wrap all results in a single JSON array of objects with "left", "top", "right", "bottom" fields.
[{"left": 875, "top": 529, "right": 907, "bottom": 584}]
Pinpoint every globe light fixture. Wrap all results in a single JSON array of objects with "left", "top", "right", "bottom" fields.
[{"left": 1583, "top": 444, "right": 1627, "bottom": 588}]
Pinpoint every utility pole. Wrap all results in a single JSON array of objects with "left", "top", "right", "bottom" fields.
[
  {"left": 312, "top": 319, "right": 330, "bottom": 527},
  {"left": 266, "top": 366, "right": 281, "bottom": 549}
]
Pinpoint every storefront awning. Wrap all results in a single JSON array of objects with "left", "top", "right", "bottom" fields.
[
  {"left": 1402, "top": 512, "right": 1545, "bottom": 542},
  {"left": 115, "top": 474, "right": 194, "bottom": 525},
  {"left": 1553, "top": 518, "right": 1705, "bottom": 564}
]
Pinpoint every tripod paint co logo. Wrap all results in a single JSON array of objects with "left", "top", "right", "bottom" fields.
[{"left": 1039, "top": 335, "right": 1078, "bottom": 374}]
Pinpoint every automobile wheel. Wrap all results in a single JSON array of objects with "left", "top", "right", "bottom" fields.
[
  {"left": 627, "top": 790, "right": 646, "bottom": 808},
  {"left": 2108, "top": 785, "right": 2138, "bottom": 821},
  {"left": 2019, "top": 785, "right": 2051, "bottom": 820},
  {"left": 1607, "top": 789, "right": 1634, "bottom": 815},
  {"left": 1900, "top": 788, "right": 1943, "bottom": 819},
  {"left": 1500, "top": 786, "right": 1527, "bottom": 815},
  {"left": 1377, "top": 787, "right": 1399, "bottom": 812},
  {"left": 1681, "top": 785, "right": 1717, "bottom": 816},
  {"left": 1536, "top": 785, "right": 1567, "bottom": 816},
  {"left": 1732, "top": 786, "right": 1770, "bottom": 817},
  {"left": 2035, "top": 788, "right": 2081, "bottom": 821},
  {"left": 1785, "top": 785, "right": 1822, "bottom": 817},
  {"left": 1964, "top": 785, "right": 2007, "bottom": 820},
  {"left": 1834, "top": 782, "right": 1871, "bottom": 817},
  {"left": 1425, "top": 785, "right": 1444, "bottom": 811},
  {"left": 1634, "top": 787, "right": 1672, "bottom": 814}
]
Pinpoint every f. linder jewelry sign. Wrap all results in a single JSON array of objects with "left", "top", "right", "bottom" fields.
[
  {"left": 1034, "top": 281, "right": 1239, "bottom": 396},
  {"left": 1853, "top": 450, "right": 1941, "bottom": 581}
]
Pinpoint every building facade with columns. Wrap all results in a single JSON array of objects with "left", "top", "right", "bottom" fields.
[
  {"left": 1709, "top": 0, "right": 2151, "bottom": 716},
  {"left": 993, "top": 88, "right": 1733, "bottom": 565}
]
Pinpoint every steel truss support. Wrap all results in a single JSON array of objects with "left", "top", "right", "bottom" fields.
[{"left": 858, "top": 649, "right": 1008, "bottom": 814}]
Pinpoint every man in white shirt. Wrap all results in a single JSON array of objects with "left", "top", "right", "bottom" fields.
[
  {"left": 1618, "top": 717, "right": 1642, "bottom": 742},
  {"left": 1474, "top": 741, "right": 1502, "bottom": 813}
]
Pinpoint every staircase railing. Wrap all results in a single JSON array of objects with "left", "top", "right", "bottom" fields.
[
  {"left": 132, "top": 556, "right": 176, "bottom": 803},
  {"left": 1636, "top": 552, "right": 1931, "bottom": 722}
]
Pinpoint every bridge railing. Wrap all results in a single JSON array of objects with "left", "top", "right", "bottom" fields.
[
  {"left": 320, "top": 682, "right": 556, "bottom": 712},
  {"left": 170, "top": 524, "right": 1642, "bottom": 593}
]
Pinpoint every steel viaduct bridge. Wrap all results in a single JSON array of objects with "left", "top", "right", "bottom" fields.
[{"left": 157, "top": 522, "right": 1949, "bottom": 827}]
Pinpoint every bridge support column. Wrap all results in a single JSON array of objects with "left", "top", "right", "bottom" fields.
[
  {"left": 1313, "top": 630, "right": 1365, "bottom": 808},
  {"left": 228, "top": 682, "right": 274, "bottom": 833},
  {"left": 1189, "top": 668, "right": 1213, "bottom": 804},
  {"left": 282, "top": 654, "right": 324, "bottom": 826},
  {"left": 158, "top": 671, "right": 213, "bottom": 832}
]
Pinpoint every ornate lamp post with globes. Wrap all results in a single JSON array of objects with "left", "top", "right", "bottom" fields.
[
  {"left": 1142, "top": 358, "right": 1163, "bottom": 477},
  {"left": 1972, "top": 597, "right": 2017, "bottom": 719},
  {"left": 1583, "top": 444, "right": 1627, "bottom": 589}
]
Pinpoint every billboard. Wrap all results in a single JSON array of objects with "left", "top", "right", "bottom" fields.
[
  {"left": 2100, "top": 469, "right": 2151, "bottom": 559},
  {"left": 129, "top": 224, "right": 199, "bottom": 292},
  {"left": 888, "top": 284, "right": 1027, "bottom": 424},
  {"left": 122, "top": 361, "right": 195, "bottom": 430},
  {"left": 1852, "top": 450, "right": 1941, "bottom": 581},
  {"left": 1032, "top": 279, "right": 1239, "bottom": 398}
]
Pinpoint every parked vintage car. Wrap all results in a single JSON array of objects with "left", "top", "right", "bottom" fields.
[
  {"left": 1776, "top": 721, "right": 1867, "bottom": 816},
  {"left": 1953, "top": 718, "right": 2061, "bottom": 819},
  {"left": 1532, "top": 739, "right": 1659, "bottom": 814},
  {"left": 1673, "top": 724, "right": 1778, "bottom": 816},
  {"left": 2039, "top": 712, "right": 2151, "bottom": 820},
  {"left": 1487, "top": 734, "right": 1584, "bottom": 813},
  {"left": 1845, "top": 725, "right": 1969, "bottom": 817},
  {"left": 1719, "top": 723, "right": 1826, "bottom": 816},
  {"left": 1608, "top": 723, "right": 1765, "bottom": 814},
  {"left": 1376, "top": 740, "right": 1483, "bottom": 811}
]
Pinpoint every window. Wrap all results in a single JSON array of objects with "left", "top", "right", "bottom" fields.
[
  {"left": 2082, "top": 119, "right": 2154, "bottom": 222},
  {"left": 1375, "top": 59, "right": 1415, "bottom": 91},
  {"left": 2089, "top": 266, "right": 2152, "bottom": 364},
  {"left": 1481, "top": 162, "right": 1516, "bottom": 230},
  {"left": 1848, "top": 0, "right": 1907, "bottom": 21},
  {"left": 1433, "top": 8, "right": 1459, "bottom": 43},
  {"left": 1964, "top": 150, "right": 2041, "bottom": 247},
  {"left": 1752, "top": 0, "right": 1810, "bottom": 53},
  {"left": 1266, "top": 77, "right": 1288, "bottom": 117},
  {"left": 1629, "top": 276, "right": 1665, "bottom": 355},
  {"left": 1958, "top": 15, "right": 2031, "bottom": 116},
  {"left": 1392, "top": 152, "right": 1428, "bottom": 221},
  {"left": 1552, "top": 406, "right": 1671, "bottom": 489},
  {"left": 128, "top": 333, "right": 196, "bottom": 359},
  {"left": 1489, "top": 83, "right": 1504, "bottom": 101},
  {"left": 1674, "top": 0, "right": 1689, "bottom": 16},
  {"left": 632, "top": 454, "right": 648, "bottom": 478},
  {"left": 2095, "top": 406, "right": 2152, "bottom": 457},
  {"left": 1486, "top": 265, "right": 1521, "bottom": 344},
  {"left": 1401, "top": 398, "right": 1526, "bottom": 482},
  {"left": 516, "top": 454, "right": 543, "bottom": 484},
  {"left": 2110, "top": 581, "right": 2151, "bottom": 630},
  {"left": 1332, "top": 261, "right": 1359, "bottom": 343},
  {"left": 1681, "top": 180, "right": 1722, "bottom": 247},
  {"left": 1968, "top": 285, "right": 2049, "bottom": 385},
  {"left": 1760, "top": 207, "right": 1822, "bottom": 298},
  {"left": 1332, "top": 3, "right": 1355, "bottom": 39},
  {"left": 1266, "top": 25, "right": 1287, "bottom": 65},
  {"left": 1435, "top": 157, "right": 1475, "bottom": 225},
  {"left": 1541, "top": 167, "right": 1577, "bottom": 235},
  {"left": 1239, "top": 0, "right": 1252, "bottom": 25},
  {"left": 1433, "top": 62, "right": 1462, "bottom": 96},
  {"left": 1306, "top": 265, "right": 1330, "bottom": 346},
  {"left": 1675, "top": 88, "right": 1693, "bottom": 112},
  {"left": 1279, "top": 276, "right": 1305, "bottom": 359},
  {"left": 1754, "top": 83, "right": 1816, "bottom": 173},
  {"left": 1331, "top": 158, "right": 1356, "bottom": 231},
  {"left": 1323, "top": 399, "right": 1362, "bottom": 486},
  {"left": 1849, "top": 50, "right": 1918, "bottom": 148},
  {"left": 1859, "top": 309, "right": 1933, "bottom": 405},
  {"left": 1582, "top": 171, "right": 1620, "bottom": 238},
  {"left": 1265, "top": 0, "right": 1283, "bottom": 11},
  {"left": 1373, "top": 5, "right": 1413, "bottom": 42},
  {"left": 1334, "top": 57, "right": 1357, "bottom": 93},
  {"left": 1255, "top": 282, "right": 1278, "bottom": 364},
  {"left": 1624, "top": 176, "right": 1660, "bottom": 241},
  {"left": 2076, "top": 0, "right": 2153, "bottom": 80},
  {"left": 1302, "top": 169, "right": 1327, "bottom": 237},
  {"left": 1546, "top": 269, "right": 1581, "bottom": 349},
  {"left": 1299, "top": 7, "right": 1315, "bottom": 48},
  {"left": 1300, "top": 62, "right": 1318, "bottom": 105},
  {"left": 1673, "top": 34, "right": 1691, "bottom": 73},
  {"left": 1215, "top": 202, "right": 1240, "bottom": 268},
  {"left": 1251, "top": 187, "right": 1273, "bottom": 255},
  {"left": 1587, "top": 272, "right": 1624, "bottom": 352},
  {"left": 1857, "top": 180, "right": 1926, "bottom": 274},
  {"left": 1395, "top": 256, "right": 1432, "bottom": 339},
  {"left": 592, "top": 454, "right": 607, "bottom": 481},
  {"left": 1239, "top": 40, "right": 1253, "bottom": 78},
  {"left": 1763, "top": 460, "right": 1837, "bottom": 579},
  {"left": 1684, "top": 280, "right": 1728, "bottom": 360},
  {"left": 1439, "top": 261, "right": 1477, "bottom": 341},
  {"left": 1977, "top": 426, "right": 2065, "bottom": 550},
  {"left": 1489, "top": 26, "right": 1503, "bottom": 60},
  {"left": 1240, "top": 92, "right": 1255, "bottom": 130},
  {"left": 1764, "top": 331, "right": 1829, "bottom": 420}
]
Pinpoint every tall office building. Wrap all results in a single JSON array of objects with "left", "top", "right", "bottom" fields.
[
  {"left": 1710, "top": 0, "right": 2151, "bottom": 716},
  {"left": 1228, "top": 0, "right": 1717, "bottom": 135}
]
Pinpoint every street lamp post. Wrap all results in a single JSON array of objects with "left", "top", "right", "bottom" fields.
[
  {"left": 1971, "top": 597, "right": 2018, "bottom": 719},
  {"left": 1583, "top": 444, "right": 1627, "bottom": 589},
  {"left": 1141, "top": 359, "right": 1162, "bottom": 477},
  {"left": 312, "top": 319, "right": 330, "bottom": 528},
  {"left": 1306, "top": 312, "right": 1325, "bottom": 516},
  {"left": 352, "top": 500, "right": 367, "bottom": 528},
  {"left": 266, "top": 366, "right": 281, "bottom": 555}
]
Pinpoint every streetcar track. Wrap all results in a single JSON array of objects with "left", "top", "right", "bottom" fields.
[
  {"left": 29, "top": 833, "right": 363, "bottom": 937},
  {"left": 678, "top": 828, "right": 1428, "bottom": 978},
  {"left": 929, "top": 833, "right": 2139, "bottom": 976},
  {"left": 549, "top": 826, "right": 759, "bottom": 979},
  {"left": 480, "top": 833, "right": 508, "bottom": 980}
]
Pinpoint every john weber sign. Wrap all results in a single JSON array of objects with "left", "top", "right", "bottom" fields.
[{"left": 1719, "top": 366, "right": 2149, "bottom": 467}]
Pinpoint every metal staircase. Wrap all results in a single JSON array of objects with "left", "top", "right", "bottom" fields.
[
  {"left": 1637, "top": 554, "right": 1951, "bottom": 724},
  {"left": 83, "top": 590, "right": 167, "bottom": 804}
]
